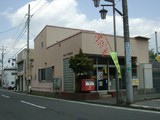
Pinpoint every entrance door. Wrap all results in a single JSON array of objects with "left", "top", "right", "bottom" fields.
[
  {"left": 108, "top": 67, "right": 116, "bottom": 91},
  {"left": 96, "top": 66, "right": 108, "bottom": 91}
]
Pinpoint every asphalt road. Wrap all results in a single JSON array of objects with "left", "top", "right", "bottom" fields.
[{"left": 0, "top": 89, "right": 160, "bottom": 120}]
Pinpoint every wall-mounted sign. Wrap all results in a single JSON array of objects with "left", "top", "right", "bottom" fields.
[
  {"left": 63, "top": 52, "right": 73, "bottom": 57},
  {"left": 95, "top": 33, "right": 109, "bottom": 56}
]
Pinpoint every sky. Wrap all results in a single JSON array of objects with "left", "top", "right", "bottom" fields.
[{"left": 0, "top": 0, "right": 160, "bottom": 68}]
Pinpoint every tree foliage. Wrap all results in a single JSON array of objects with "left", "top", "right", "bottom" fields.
[
  {"left": 149, "top": 49, "right": 157, "bottom": 60},
  {"left": 69, "top": 49, "right": 94, "bottom": 75}
]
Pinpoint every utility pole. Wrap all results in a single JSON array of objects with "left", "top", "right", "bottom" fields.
[
  {"left": 1, "top": 46, "right": 4, "bottom": 70},
  {"left": 122, "top": 0, "right": 133, "bottom": 104},
  {"left": 26, "top": 4, "right": 30, "bottom": 92},
  {"left": 155, "top": 31, "right": 159, "bottom": 55},
  {"left": 1, "top": 46, "right": 5, "bottom": 85}
]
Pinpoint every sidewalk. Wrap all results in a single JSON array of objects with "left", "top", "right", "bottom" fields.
[
  {"left": 85, "top": 97, "right": 160, "bottom": 111},
  {"left": 131, "top": 99, "right": 160, "bottom": 111}
]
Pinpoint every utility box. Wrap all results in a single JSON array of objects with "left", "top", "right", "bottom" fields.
[
  {"left": 139, "top": 63, "right": 153, "bottom": 89},
  {"left": 81, "top": 79, "right": 95, "bottom": 92}
]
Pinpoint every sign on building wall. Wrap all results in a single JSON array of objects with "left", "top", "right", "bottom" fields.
[
  {"left": 95, "top": 33, "right": 109, "bottom": 56},
  {"left": 132, "top": 79, "right": 139, "bottom": 86},
  {"left": 95, "top": 33, "right": 122, "bottom": 78}
]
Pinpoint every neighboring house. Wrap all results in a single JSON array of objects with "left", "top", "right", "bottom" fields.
[
  {"left": 31, "top": 25, "right": 150, "bottom": 93},
  {"left": 2, "top": 67, "right": 17, "bottom": 89},
  {"left": 16, "top": 48, "right": 34, "bottom": 92}
]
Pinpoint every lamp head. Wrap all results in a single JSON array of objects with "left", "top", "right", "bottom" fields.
[
  {"left": 104, "top": 0, "right": 114, "bottom": 3},
  {"left": 99, "top": 8, "right": 108, "bottom": 19},
  {"left": 93, "top": 0, "right": 100, "bottom": 7}
]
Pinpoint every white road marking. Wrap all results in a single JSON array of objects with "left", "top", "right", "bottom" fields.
[
  {"left": 1, "top": 94, "right": 10, "bottom": 98},
  {"left": 1, "top": 89, "right": 160, "bottom": 114},
  {"left": 20, "top": 100, "right": 46, "bottom": 109},
  {"left": 27, "top": 95, "right": 160, "bottom": 114}
]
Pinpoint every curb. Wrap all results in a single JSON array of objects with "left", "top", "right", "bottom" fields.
[
  {"left": 85, "top": 100, "right": 160, "bottom": 112},
  {"left": 130, "top": 104, "right": 160, "bottom": 111}
]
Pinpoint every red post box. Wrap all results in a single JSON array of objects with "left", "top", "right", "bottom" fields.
[{"left": 81, "top": 79, "right": 95, "bottom": 92}]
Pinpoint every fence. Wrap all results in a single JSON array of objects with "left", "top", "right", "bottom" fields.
[{"left": 121, "top": 66, "right": 160, "bottom": 102}]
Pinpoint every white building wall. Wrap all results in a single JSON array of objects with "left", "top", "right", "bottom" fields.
[{"left": 3, "top": 68, "right": 17, "bottom": 89}]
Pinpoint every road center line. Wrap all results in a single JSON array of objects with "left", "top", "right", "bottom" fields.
[
  {"left": 1, "top": 94, "right": 10, "bottom": 98},
  {"left": 20, "top": 100, "right": 46, "bottom": 109}
]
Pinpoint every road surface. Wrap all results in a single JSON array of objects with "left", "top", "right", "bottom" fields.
[{"left": 0, "top": 89, "right": 160, "bottom": 120}]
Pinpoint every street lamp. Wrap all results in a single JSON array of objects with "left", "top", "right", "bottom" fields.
[
  {"left": 93, "top": 0, "right": 120, "bottom": 104},
  {"left": 93, "top": 0, "right": 100, "bottom": 7},
  {"left": 99, "top": 6, "right": 108, "bottom": 19},
  {"left": 92, "top": 0, "right": 133, "bottom": 104}
]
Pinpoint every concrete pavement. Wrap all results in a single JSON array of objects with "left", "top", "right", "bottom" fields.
[
  {"left": 131, "top": 99, "right": 160, "bottom": 111},
  {"left": 85, "top": 96, "right": 160, "bottom": 111}
]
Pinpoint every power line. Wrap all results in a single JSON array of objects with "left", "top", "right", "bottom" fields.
[
  {"left": 11, "top": 44, "right": 27, "bottom": 59},
  {"left": 3, "top": 44, "right": 27, "bottom": 66},
  {"left": 31, "top": 0, "right": 43, "bottom": 11},
  {"left": 5, "top": 22, "right": 27, "bottom": 55},
  {"left": 2, "top": 0, "right": 53, "bottom": 68},
  {"left": 6, "top": 22, "right": 27, "bottom": 50},
  {"left": 11, "top": 22, "right": 27, "bottom": 49},
  {"left": 6, "top": 24, "right": 27, "bottom": 52},
  {"left": 31, "top": 0, "right": 53, "bottom": 19},
  {"left": 0, "top": 22, "right": 26, "bottom": 34},
  {"left": 0, "top": 15, "right": 27, "bottom": 54}
]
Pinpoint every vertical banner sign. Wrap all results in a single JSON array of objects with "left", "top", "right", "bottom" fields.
[
  {"left": 95, "top": 34, "right": 109, "bottom": 56},
  {"left": 110, "top": 52, "right": 122, "bottom": 78}
]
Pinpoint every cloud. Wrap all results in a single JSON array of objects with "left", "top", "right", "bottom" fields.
[
  {"left": 2, "top": 0, "right": 160, "bottom": 63},
  {"left": 129, "top": 18, "right": 159, "bottom": 37},
  {"left": 6, "top": 0, "right": 160, "bottom": 36}
]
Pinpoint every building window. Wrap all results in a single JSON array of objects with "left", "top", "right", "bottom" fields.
[
  {"left": 11, "top": 81, "right": 14, "bottom": 85},
  {"left": 41, "top": 42, "right": 44, "bottom": 48},
  {"left": 132, "top": 57, "right": 137, "bottom": 79},
  {"left": 41, "top": 69, "right": 45, "bottom": 80},
  {"left": 11, "top": 72, "right": 17, "bottom": 75},
  {"left": 38, "top": 66, "right": 54, "bottom": 82},
  {"left": 34, "top": 74, "right": 37, "bottom": 80},
  {"left": 38, "top": 68, "right": 45, "bottom": 81},
  {"left": 17, "top": 62, "right": 23, "bottom": 72}
]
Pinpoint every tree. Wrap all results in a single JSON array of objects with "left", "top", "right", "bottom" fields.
[
  {"left": 69, "top": 49, "right": 94, "bottom": 76},
  {"left": 149, "top": 49, "right": 157, "bottom": 60},
  {"left": 69, "top": 49, "right": 94, "bottom": 92}
]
